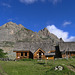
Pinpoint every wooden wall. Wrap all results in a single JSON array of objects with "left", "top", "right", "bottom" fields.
[
  {"left": 48, "top": 50, "right": 55, "bottom": 53},
  {"left": 14, "top": 49, "right": 55, "bottom": 60},
  {"left": 62, "top": 52, "right": 75, "bottom": 58},
  {"left": 33, "top": 49, "right": 45, "bottom": 59},
  {"left": 15, "top": 51, "right": 30, "bottom": 59},
  {"left": 33, "top": 49, "right": 55, "bottom": 60},
  {"left": 45, "top": 56, "right": 54, "bottom": 60}
]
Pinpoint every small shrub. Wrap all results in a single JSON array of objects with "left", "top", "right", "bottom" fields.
[
  {"left": 0, "top": 49, "right": 7, "bottom": 58},
  {"left": 72, "top": 56, "right": 75, "bottom": 58}
]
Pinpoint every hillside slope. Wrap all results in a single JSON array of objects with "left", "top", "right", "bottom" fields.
[{"left": 0, "top": 22, "right": 60, "bottom": 59}]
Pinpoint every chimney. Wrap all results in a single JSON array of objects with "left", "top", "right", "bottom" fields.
[{"left": 60, "top": 38, "right": 64, "bottom": 42}]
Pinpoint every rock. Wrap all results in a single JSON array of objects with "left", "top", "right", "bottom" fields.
[
  {"left": 54, "top": 66, "right": 64, "bottom": 71},
  {"left": 0, "top": 22, "right": 61, "bottom": 59},
  {"left": 55, "top": 66, "right": 58, "bottom": 70}
]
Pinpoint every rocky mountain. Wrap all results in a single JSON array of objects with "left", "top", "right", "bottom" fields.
[
  {"left": 0, "top": 22, "right": 61, "bottom": 59},
  {"left": 0, "top": 22, "right": 24, "bottom": 42},
  {"left": 0, "top": 22, "right": 60, "bottom": 43}
]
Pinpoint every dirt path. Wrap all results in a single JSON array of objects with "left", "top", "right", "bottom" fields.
[
  {"left": 0, "top": 64, "right": 8, "bottom": 75},
  {"left": 67, "top": 65, "right": 75, "bottom": 72}
]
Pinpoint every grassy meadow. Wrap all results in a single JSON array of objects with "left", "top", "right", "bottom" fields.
[{"left": 0, "top": 58, "right": 75, "bottom": 75}]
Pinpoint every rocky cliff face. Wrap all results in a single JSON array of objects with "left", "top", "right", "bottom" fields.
[
  {"left": 0, "top": 22, "right": 60, "bottom": 59},
  {"left": 0, "top": 22, "right": 24, "bottom": 42}
]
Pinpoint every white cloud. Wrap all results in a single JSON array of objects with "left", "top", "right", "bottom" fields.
[
  {"left": 46, "top": 25, "right": 75, "bottom": 42},
  {"left": 2, "top": 3, "right": 11, "bottom": 8},
  {"left": 66, "top": 37, "right": 75, "bottom": 42},
  {"left": 63, "top": 21, "right": 72, "bottom": 26},
  {"left": 19, "top": 0, "right": 62, "bottom": 4},
  {"left": 49, "top": 0, "right": 62, "bottom": 4},
  {"left": 20, "top": 0, "right": 37, "bottom": 4}
]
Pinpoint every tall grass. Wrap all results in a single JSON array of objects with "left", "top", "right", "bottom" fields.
[{"left": 0, "top": 58, "right": 75, "bottom": 75}]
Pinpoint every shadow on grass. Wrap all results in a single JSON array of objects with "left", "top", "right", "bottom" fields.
[{"left": 37, "top": 62, "right": 45, "bottom": 65}]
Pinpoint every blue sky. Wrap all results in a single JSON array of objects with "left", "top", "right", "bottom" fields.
[{"left": 0, "top": 0, "right": 75, "bottom": 41}]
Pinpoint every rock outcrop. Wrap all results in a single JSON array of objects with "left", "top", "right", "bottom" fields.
[{"left": 0, "top": 22, "right": 60, "bottom": 59}]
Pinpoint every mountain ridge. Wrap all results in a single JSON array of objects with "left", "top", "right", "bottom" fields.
[
  {"left": 0, "top": 22, "right": 61, "bottom": 59},
  {"left": 0, "top": 22, "right": 60, "bottom": 43}
]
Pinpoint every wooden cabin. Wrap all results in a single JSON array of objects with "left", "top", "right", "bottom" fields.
[
  {"left": 13, "top": 48, "right": 55, "bottom": 60},
  {"left": 13, "top": 50, "right": 33, "bottom": 59},
  {"left": 13, "top": 42, "right": 56, "bottom": 60},
  {"left": 61, "top": 51, "right": 75, "bottom": 58},
  {"left": 13, "top": 41, "right": 75, "bottom": 60},
  {"left": 33, "top": 48, "right": 45, "bottom": 59},
  {"left": 59, "top": 42, "right": 75, "bottom": 58}
]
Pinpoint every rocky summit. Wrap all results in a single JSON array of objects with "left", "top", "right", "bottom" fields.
[{"left": 0, "top": 22, "right": 60, "bottom": 59}]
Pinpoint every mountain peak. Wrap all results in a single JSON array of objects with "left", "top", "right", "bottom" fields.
[
  {"left": 1, "top": 22, "right": 17, "bottom": 27},
  {"left": 39, "top": 27, "right": 50, "bottom": 34},
  {"left": 7, "top": 21, "right": 15, "bottom": 24},
  {"left": 0, "top": 22, "right": 60, "bottom": 45},
  {"left": 18, "top": 24, "right": 24, "bottom": 28},
  {"left": 40, "top": 28, "right": 49, "bottom": 33},
  {"left": 43, "top": 28, "right": 49, "bottom": 31}
]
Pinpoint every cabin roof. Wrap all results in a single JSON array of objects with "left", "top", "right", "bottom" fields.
[
  {"left": 13, "top": 49, "right": 30, "bottom": 52},
  {"left": 59, "top": 42, "right": 75, "bottom": 52},
  {"left": 45, "top": 53, "right": 55, "bottom": 56},
  {"left": 13, "top": 42, "right": 55, "bottom": 53}
]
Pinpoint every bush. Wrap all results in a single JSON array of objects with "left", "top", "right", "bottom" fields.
[
  {"left": 0, "top": 49, "right": 7, "bottom": 58},
  {"left": 72, "top": 56, "right": 75, "bottom": 58}
]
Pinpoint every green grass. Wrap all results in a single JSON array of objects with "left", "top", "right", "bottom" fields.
[
  {"left": 46, "top": 66, "right": 75, "bottom": 75},
  {"left": 0, "top": 58, "right": 75, "bottom": 75}
]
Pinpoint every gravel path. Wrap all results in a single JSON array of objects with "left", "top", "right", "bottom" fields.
[{"left": 0, "top": 64, "right": 8, "bottom": 75}]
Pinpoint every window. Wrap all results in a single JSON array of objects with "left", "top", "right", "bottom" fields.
[
  {"left": 21, "top": 52, "right": 23, "bottom": 56},
  {"left": 25, "top": 52, "right": 27, "bottom": 56},
  {"left": 41, "top": 53, "right": 44, "bottom": 55}
]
